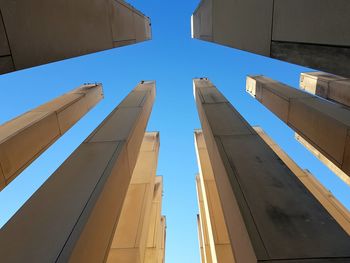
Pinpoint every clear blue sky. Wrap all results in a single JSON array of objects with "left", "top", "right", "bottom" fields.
[{"left": 0, "top": 1, "right": 349, "bottom": 262}]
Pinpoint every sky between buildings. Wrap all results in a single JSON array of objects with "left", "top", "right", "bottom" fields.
[{"left": 0, "top": 1, "right": 349, "bottom": 263}]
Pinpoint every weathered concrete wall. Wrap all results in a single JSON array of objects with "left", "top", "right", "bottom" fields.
[
  {"left": 0, "top": 81, "right": 155, "bottom": 262},
  {"left": 192, "top": 0, "right": 350, "bottom": 77},
  {"left": 194, "top": 77, "right": 350, "bottom": 262},
  {"left": 0, "top": 84, "right": 103, "bottom": 191},
  {"left": 0, "top": 0, "right": 151, "bottom": 74}
]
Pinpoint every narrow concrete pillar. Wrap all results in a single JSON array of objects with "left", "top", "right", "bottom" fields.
[
  {"left": 194, "top": 77, "right": 350, "bottom": 262},
  {"left": 144, "top": 176, "right": 166, "bottom": 263},
  {"left": 0, "top": 0, "right": 151, "bottom": 74},
  {"left": 0, "top": 84, "right": 103, "bottom": 190},
  {"left": 106, "top": 132, "right": 159, "bottom": 263},
  {"left": 196, "top": 175, "right": 213, "bottom": 263},
  {"left": 254, "top": 126, "right": 350, "bottom": 235},
  {"left": 197, "top": 215, "right": 206, "bottom": 263},
  {"left": 300, "top": 72, "right": 350, "bottom": 107},
  {"left": 0, "top": 81, "right": 155, "bottom": 263},
  {"left": 295, "top": 132, "right": 350, "bottom": 187},
  {"left": 246, "top": 75, "right": 350, "bottom": 186},
  {"left": 194, "top": 130, "right": 235, "bottom": 263}
]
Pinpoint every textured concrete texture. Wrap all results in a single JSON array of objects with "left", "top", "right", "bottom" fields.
[
  {"left": 194, "top": 77, "right": 350, "bottom": 263},
  {"left": 254, "top": 126, "right": 350, "bottom": 235},
  {"left": 195, "top": 130, "right": 235, "bottom": 263},
  {"left": 191, "top": 0, "right": 350, "bottom": 77},
  {"left": 0, "top": 0, "right": 151, "bottom": 74},
  {"left": 300, "top": 72, "right": 350, "bottom": 107},
  {"left": 0, "top": 81, "right": 155, "bottom": 263},
  {"left": 247, "top": 75, "right": 350, "bottom": 186},
  {"left": 0, "top": 84, "right": 103, "bottom": 191},
  {"left": 107, "top": 132, "right": 165, "bottom": 263}
]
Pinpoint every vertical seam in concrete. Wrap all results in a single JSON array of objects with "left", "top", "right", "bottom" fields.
[
  {"left": 0, "top": 162, "right": 6, "bottom": 187},
  {"left": 0, "top": 9, "right": 15, "bottom": 70},
  {"left": 216, "top": 135, "right": 269, "bottom": 258},
  {"left": 55, "top": 111, "right": 63, "bottom": 135},
  {"left": 55, "top": 141, "right": 122, "bottom": 262},
  {"left": 269, "top": 0, "right": 275, "bottom": 56}
]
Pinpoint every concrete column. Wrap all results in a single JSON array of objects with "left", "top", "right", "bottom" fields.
[
  {"left": 191, "top": 1, "right": 350, "bottom": 77},
  {"left": 197, "top": 215, "right": 206, "bottom": 263},
  {"left": 0, "top": 0, "right": 151, "bottom": 74},
  {"left": 0, "top": 84, "right": 103, "bottom": 191},
  {"left": 254, "top": 126, "right": 350, "bottom": 235},
  {"left": 0, "top": 81, "right": 155, "bottom": 263},
  {"left": 194, "top": 77, "right": 350, "bottom": 263},
  {"left": 300, "top": 72, "right": 350, "bottom": 107},
  {"left": 194, "top": 130, "right": 235, "bottom": 263},
  {"left": 246, "top": 75, "right": 350, "bottom": 186},
  {"left": 106, "top": 132, "right": 159, "bottom": 263},
  {"left": 144, "top": 176, "right": 166, "bottom": 263}
]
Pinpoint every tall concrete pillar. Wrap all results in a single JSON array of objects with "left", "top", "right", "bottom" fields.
[
  {"left": 300, "top": 72, "right": 350, "bottom": 107},
  {"left": 0, "top": 84, "right": 103, "bottom": 190},
  {"left": 197, "top": 215, "right": 206, "bottom": 263},
  {"left": 0, "top": 0, "right": 151, "bottom": 74},
  {"left": 246, "top": 75, "right": 350, "bottom": 186},
  {"left": 194, "top": 130, "right": 235, "bottom": 263},
  {"left": 106, "top": 132, "right": 160, "bottom": 263},
  {"left": 191, "top": 1, "right": 350, "bottom": 77},
  {"left": 194, "top": 77, "right": 350, "bottom": 263},
  {"left": 254, "top": 126, "right": 350, "bottom": 235},
  {"left": 144, "top": 176, "right": 166, "bottom": 263},
  {"left": 0, "top": 81, "right": 155, "bottom": 263}
]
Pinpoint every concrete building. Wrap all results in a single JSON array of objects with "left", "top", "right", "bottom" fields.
[
  {"left": 300, "top": 72, "right": 350, "bottom": 108},
  {"left": 0, "top": 84, "right": 103, "bottom": 191},
  {"left": 0, "top": 81, "right": 156, "bottom": 262},
  {"left": 191, "top": 1, "right": 350, "bottom": 77},
  {"left": 195, "top": 130, "right": 234, "bottom": 263},
  {"left": 246, "top": 75, "right": 350, "bottom": 187},
  {"left": 0, "top": 0, "right": 151, "bottom": 74},
  {"left": 107, "top": 132, "right": 166, "bottom": 263},
  {"left": 194, "top": 77, "right": 350, "bottom": 263},
  {"left": 254, "top": 126, "right": 350, "bottom": 235}
]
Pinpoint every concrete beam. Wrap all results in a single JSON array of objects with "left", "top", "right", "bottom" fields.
[
  {"left": 0, "top": 0, "right": 151, "bottom": 74},
  {"left": 246, "top": 75, "right": 350, "bottom": 186},
  {"left": 194, "top": 130, "right": 235, "bottom": 263},
  {"left": 300, "top": 72, "right": 350, "bottom": 107},
  {"left": 106, "top": 132, "right": 159, "bottom": 263},
  {"left": 197, "top": 215, "right": 206, "bottom": 263},
  {"left": 191, "top": 0, "right": 350, "bottom": 77},
  {"left": 0, "top": 81, "right": 155, "bottom": 263},
  {"left": 254, "top": 126, "right": 350, "bottom": 235},
  {"left": 144, "top": 176, "right": 166, "bottom": 263},
  {"left": 0, "top": 84, "right": 103, "bottom": 191},
  {"left": 194, "top": 77, "right": 350, "bottom": 262}
]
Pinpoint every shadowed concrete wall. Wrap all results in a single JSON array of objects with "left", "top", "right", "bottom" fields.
[
  {"left": 194, "top": 77, "right": 350, "bottom": 263},
  {"left": 246, "top": 75, "right": 350, "bottom": 187},
  {"left": 0, "top": 81, "right": 155, "bottom": 263},
  {"left": 300, "top": 72, "right": 350, "bottom": 107},
  {"left": 195, "top": 130, "right": 235, "bottom": 263},
  {"left": 254, "top": 126, "right": 350, "bottom": 235},
  {"left": 0, "top": 0, "right": 151, "bottom": 74},
  {"left": 191, "top": 0, "right": 350, "bottom": 77},
  {"left": 106, "top": 132, "right": 161, "bottom": 263},
  {"left": 0, "top": 84, "right": 103, "bottom": 191}
]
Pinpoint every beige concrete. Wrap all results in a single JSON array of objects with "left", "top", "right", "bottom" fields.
[
  {"left": 0, "top": 81, "right": 155, "bottom": 263},
  {"left": 106, "top": 132, "right": 159, "bottom": 263},
  {"left": 247, "top": 75, "right": 350, "bottom": 185},
  {"left": 191, "top": 1, "right": 350, "bottom": 77},
  {"left": 144, "top": 176, "right": 166, "bottom": 263},
  {"left": 295, "top": 133, "right": 350, "bottom": 187},
  {"left": 254, "top": 126, "right": 350, "bottom": 235},
  {"left": 197, "top": 215, "right": 205, "bottom": 263},
  {"left": 194, "top": 130, "right": 235, "bottom": 263},
  {"left": 194, "top": 77, "right": 350, "bottom": 262},
  {"left": 0, "top": 84, "right": 103, "bottom": 191},
  {"left": 300, "top": 72, "right": 350, "bottom": 107},
  {"left": 0, "top": 0, "right": 151, "bottom": 74}
]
